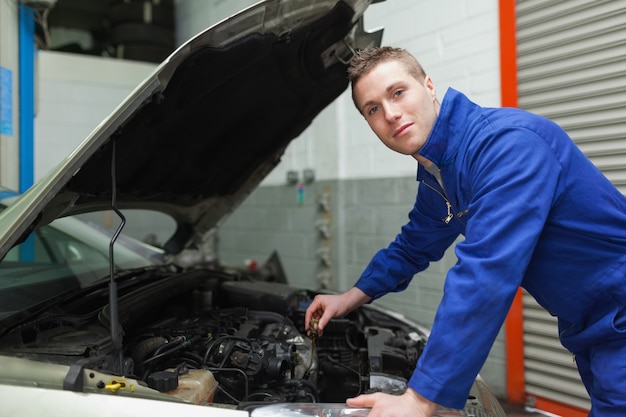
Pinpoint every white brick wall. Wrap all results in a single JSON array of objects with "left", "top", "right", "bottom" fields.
[{"left": 34, "top": 51, "right": 155, "bottom": 180}]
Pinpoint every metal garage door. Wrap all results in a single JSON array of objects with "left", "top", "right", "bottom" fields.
[{"left": 516, "top": 0, "right": 626, "bottom": 410}]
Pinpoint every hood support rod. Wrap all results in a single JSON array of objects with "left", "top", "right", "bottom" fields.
[{"left": 108, "top": 138, "right": 126, "bottom": 373}]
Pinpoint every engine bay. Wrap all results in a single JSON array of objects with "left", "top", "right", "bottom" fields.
[{"left": 0, "top": 267, "right": 426, "bottom": 407}]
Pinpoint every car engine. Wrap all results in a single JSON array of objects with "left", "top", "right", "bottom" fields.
[{"left": 0, "top": 267, "right": 426, "bottom": 407}]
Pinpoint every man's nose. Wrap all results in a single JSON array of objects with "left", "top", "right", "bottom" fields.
[{"left": 383, "top": 102, "right": 401, "bottom": 121}]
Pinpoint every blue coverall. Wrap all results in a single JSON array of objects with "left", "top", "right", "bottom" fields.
[{"left": 354, "top": 88, "right": 626, "bottom": 415}]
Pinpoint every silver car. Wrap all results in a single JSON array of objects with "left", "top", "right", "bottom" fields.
[{"left": 0, "top": 1, "right": 506, "bottom": 416}]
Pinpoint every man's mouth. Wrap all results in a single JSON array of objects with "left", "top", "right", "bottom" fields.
[{"left": 393, "top": 123, "right": 413, "bottom": 138}]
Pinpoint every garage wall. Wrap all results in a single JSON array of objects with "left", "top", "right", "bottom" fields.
[
  {"left": 515, "top": 0, "right": 626, "bottom": 411},
  {"left": 34, "top": 51, "right": 155, "bottom": 179},
  {"left": 0, "top": 3, "right": 21, "bottom": 191}
]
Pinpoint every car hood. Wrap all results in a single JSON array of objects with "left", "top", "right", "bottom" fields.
[{"left": 0, "top": 0, "right": 383, "bottom": 258}]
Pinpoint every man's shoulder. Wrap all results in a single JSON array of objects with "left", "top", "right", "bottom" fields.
[{"left": 480, "top": 105, "right": 561, "bottom": 136}]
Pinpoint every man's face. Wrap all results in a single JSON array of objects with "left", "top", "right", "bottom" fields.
[{"left": 353, "top": 60, "right": 439, "bottom": 161}]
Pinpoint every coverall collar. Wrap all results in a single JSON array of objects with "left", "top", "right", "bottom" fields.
[{"left": 418, "top": 88, "right": 482, "bottom": 169}]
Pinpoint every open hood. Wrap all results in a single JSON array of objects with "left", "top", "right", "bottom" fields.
[{"left": 0, "top": 0, "right": 383, "bottom": 257}]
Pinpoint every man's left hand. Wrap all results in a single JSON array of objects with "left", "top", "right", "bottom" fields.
[{"left": 346, "top": 388, "right": 439, "bottom": 417}]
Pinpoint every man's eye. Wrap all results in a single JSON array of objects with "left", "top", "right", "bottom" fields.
[{"left": 394, "top": 89, "right": 404, "bottom": 97}]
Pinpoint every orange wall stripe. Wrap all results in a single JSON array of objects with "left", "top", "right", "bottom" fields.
[
  {"left": 499, "top": 0, "right": 518, "bottom": 108},
  {"left": 505, "top": 289, "right": 525, "bottom": 404},
  {"left": 533, "top": 396, "right": 589, "bottom": 417},
  {"left": 499, "top": 2, "right": 591, "bottom": 415},
  {"left": 499, "top": 0, "right": 526, "bottom": 406}
]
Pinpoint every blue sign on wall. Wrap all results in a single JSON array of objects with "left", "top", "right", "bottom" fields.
[{"left": 0, "top": 66, "right": 13, "bottom": 137}]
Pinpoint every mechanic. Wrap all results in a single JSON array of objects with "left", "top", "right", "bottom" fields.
[{"left": 305, "top": 46, "right": 626, "bottom": 417}]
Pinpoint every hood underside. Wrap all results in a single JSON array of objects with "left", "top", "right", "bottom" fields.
[
  {"left": 0, "top": 0, "right": 383, "bottom": 256},
  {"left": 70, "top": 4, "right": 353, "bottom": 205}
]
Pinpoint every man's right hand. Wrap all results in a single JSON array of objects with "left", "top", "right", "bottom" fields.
[{"left": 305, "top": 287, "right": 371, "bottom": 337}]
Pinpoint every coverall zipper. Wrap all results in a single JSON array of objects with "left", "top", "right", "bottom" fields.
[
  {"left": 420, "top": 180, "right": 455, "bottom": 224},
  {"left": 420, "top": 165, "right": 466, "bottom": 225}
]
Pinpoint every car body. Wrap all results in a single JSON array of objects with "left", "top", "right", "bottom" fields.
[{"left": 0, "top": 1, "right": 506, "bottom": 416}]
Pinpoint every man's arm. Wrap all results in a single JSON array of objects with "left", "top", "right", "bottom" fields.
[
  {"left": 408, "top": 124, "right": 561, "bottom": 408},
  {"left": 353, "top": 172, "right": 462, "bottom": 301}
]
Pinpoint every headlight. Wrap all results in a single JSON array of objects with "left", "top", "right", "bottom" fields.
[{"left": 250, "top": 403, "right": 370, "bottom": 417}]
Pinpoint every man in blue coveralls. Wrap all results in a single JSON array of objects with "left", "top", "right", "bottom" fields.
[{"left": 305, "top": 46, "right": 626, "bottom": 417}]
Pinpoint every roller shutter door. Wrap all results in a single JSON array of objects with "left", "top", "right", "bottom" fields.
[{"left": 516, "top": 0, "right": 626, "bottom": 410}]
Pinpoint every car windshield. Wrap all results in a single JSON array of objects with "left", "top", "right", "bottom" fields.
[{"left": 0, "top": 198, "right": 157, "bottom": 320}]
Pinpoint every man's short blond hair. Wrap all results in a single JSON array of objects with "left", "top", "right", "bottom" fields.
[{"left": 348, "top": 46, "right": 427, "bottom": 111}]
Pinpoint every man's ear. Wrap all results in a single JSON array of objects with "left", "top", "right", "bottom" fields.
[
  {"left": 424, "top": 75, "right": 437, "bottom": 100},
  {"left": 424, "top": 76, "right": 440, "bottom": 112}
]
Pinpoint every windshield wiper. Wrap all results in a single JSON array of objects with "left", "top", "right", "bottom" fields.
[
  {"left": 0, "top": 281, "right": 106, "bottom": 338},
  {"left": 0, "top": 265, "right": 164, "bottom": 339}
]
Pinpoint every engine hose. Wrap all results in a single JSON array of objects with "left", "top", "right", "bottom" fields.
[
  {"left": 345, "top": 323, "right": 360, "bottom": 351},
  {"left": 139, "top": 338, "right": 189, "bottom": 369},
  {"left": 205, "top": 366, "right": 249, "bottom": 402},
  {"left": 131, "top": 336, "right": 168, "bottom": 365},
  {"left": 152, "top": 335, "right": 186, "bottom": 356}
]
